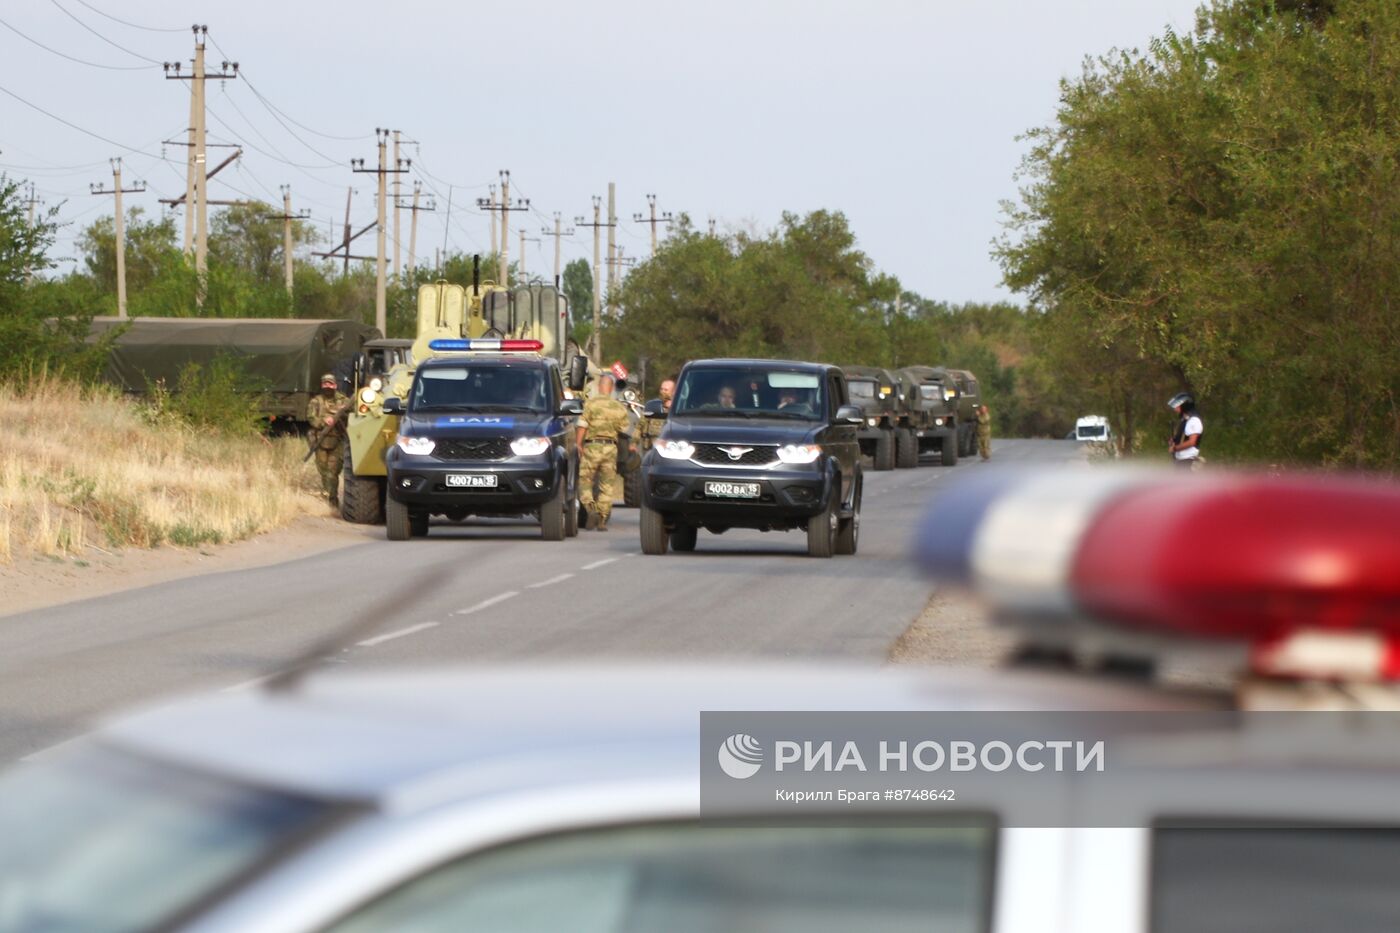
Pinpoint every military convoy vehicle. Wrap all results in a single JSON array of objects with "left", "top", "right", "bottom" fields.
[
  {"left": 341, "top": 269, "right": 579, "bottom": 525},
  {"left": 86, "top": 316, "right": 381, "bottom": 429},
  {"left": 839, "top": 365, "right": 908, "bottom": 471},
  {"left": 945, "top": 367, "right": 982, "bottom": 457},
  {"left": 896, "top": 365, "right": 961, "bottom": 466}
]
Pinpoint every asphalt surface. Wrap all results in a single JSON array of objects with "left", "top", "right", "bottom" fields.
[{"left": 0, "top": 438, "right": 1082, "bottom": 761}]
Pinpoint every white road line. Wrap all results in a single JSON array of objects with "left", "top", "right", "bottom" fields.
[
  {"left": 453, "top": 591, "right": 520, "bottom": 616},
  {"left": 221, "top": 673, "right": 276, "bottom": 693},
  {"left": 581, "top": 557, "right": 619, "bottom": 570},
  {"left": 357, "top": 621, "right": 439, "bottom": 647},
  {"left": 528, "top": 573, "right": 574, "bottom": 589}
]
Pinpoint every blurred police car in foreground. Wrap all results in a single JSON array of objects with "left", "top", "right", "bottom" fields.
[{"left": 3, "top": 467, "right": 1400, "bottom": 932}]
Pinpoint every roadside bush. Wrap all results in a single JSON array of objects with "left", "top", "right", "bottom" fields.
[{"left": 146, "top": 356, "right": 271, "bottom": 438}]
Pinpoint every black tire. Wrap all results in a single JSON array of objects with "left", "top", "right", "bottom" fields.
[
  {"left": 835, "top": 479, "right": 861, "bottom": 555},
  {"left": 409, "top": 511, "right": 429, "bottom": 537},
  {"left": 670, "top": 524, "right": 698, "bottom": 552},
  {"left": 623, "top": 468, "right": 641, "bottom": 508},
  {"left": 940, "top": 431, "right": 959, "bottom": 467},
  {"left": 540, "top": 479, "right": 566, "bottom": 541},
  {"left": 340, "top": 449, "right": 385, "bottom": 524},
  {"left": 873, "top": 430, "right": 894, "bottom": 471},
  {"left": 385, "top": 494, "right": 411, "bottom": 541},
  {"left": 640, "top": 502, "right": 669, "bottom": 555},
  {"left": 961, "top": 425, "right": 975, "bottom": 457},
  {"left": 895, "top": 428, "right": 918, "bottom": 469},
  {"left": 807, "top": 495, "right": 836, "bottom": 558},
  {"left": 565, "top": 477, "right": 580, "bottom": 538}
]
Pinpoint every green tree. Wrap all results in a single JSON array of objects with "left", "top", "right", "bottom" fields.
[{"left": 561, "top": 258, "right": 593, "bottom": 334}]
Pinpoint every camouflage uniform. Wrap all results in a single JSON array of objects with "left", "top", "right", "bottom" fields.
[
  {"left": 307, "top": 390, "right": 350, "bottom": 504},
  {"left": 977, "top": 407, "right": 992, "bottom": 461},
  {"left": 577, "top": 394, "right": 630, "bottom": 529}
]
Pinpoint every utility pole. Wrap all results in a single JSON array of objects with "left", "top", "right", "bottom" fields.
[
  {"left": 397, "top": 181, "right": 435, "bottom": 276},
  {"left": 541, "top": 212, "right": 575, "bottom": 286},
  {"left": 575, "top": 196, "right": 613, "bottom": 362},
  {"left": 633, "top": 193, "right": 673, "bottom": 255},
  {"left": 708, "top": 216, "right": 717, "bottom": 237},
  {"left": 274, "top": 185, "right": 310, "bottom": 297},
  {"left": 341, "top": 187, "right": 353, "bottom": 277},
  {"left": 518, "top": 230, "right": 541, "bottom": 283},
  {"left": 606, "top": 181, "right": 618, "bottom": 293},
  {"left": 486, "top": 184, "right": 497, "bottom": 255},
  {"left": 21, "top": 185, "right": 40, "bottom": 284},
  {"left": 163, "top": 25, "right": 237, "bottom": 300},
  {"left": 476, "top": 170, "right": 528, "bottom": 286},
  {"left": 89, "top": 159, "right": 146, "bottom": 318},
  {"left": 391, "top": 130, "right": 401, "bottom": 279},
  {"left": 439, "top": 185, "right": 453, "bottom": 273},
  {"left": 352, "top": 128, "right": 409, "bottom": 335}
]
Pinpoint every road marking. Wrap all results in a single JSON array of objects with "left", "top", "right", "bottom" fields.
[
  {"left": 528, "top": 573, "right": 574, "bottom": 589},
  {"left": 454, "top": 591, "right": 520, "bottom": 616},
  {"left": 357, "top": 621, "right": 439, "bottom": 647},
  {"left": 221, "top": 673, "right": 276, "bottom": 693},
  {"left": 581, "top": 557, "right": 619, "bottom": 570}
]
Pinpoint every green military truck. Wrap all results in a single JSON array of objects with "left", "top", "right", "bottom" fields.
[
  {"left": 896, "top": 365, "right": 961, "bottom": 466},
  {"left": 86, "top": 317, "right": 381, "bottom": 429},
  {"left": 946, "top": 368, "right": 982, "bottom": 457},
  {"left": 839, "top": 365, "right": 908, "bottom": 471}
]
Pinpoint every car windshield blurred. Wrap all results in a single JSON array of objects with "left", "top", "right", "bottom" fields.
[
  {"left": 673, "top": 367, "right": 826, "bottom": 420},
  {"left": 411, "top": 364, "right": 549, "bottom": 413},
  {"left": 1077, "top": 425, "right": 1107, "bottom": 438},
  {"left": 0, "top": 747, "right": 333, "bottom": 933},
  {"left": 848, "top": 380, "right": 877, "bottom": 401}
]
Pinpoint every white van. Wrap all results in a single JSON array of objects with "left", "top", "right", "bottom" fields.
[{"left": 1074, "top": 415, "right": 1112, "bottom": 443}]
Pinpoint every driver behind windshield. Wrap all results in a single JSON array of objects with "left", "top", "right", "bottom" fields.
[{"left": 717, "top": 386, "right": 737, "bottom": 408}]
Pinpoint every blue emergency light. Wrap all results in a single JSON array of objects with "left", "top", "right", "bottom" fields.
[{"left": 427, "top": 339, "right": 544, "bottom": 352}]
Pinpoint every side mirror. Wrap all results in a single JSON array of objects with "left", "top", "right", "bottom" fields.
[
  {"left": 643, "top": 398, "right": 668, "bottom": 419},
  {"left": 567, "top": 355, "right": 589, "bottom": 392},
  {"left": 382, "top": 396, "right": 404, "bottom": 415},
  {"left": 835, "top": 404, "right": 864, "bottom": 424},
  {"left": 558, "top": 397, "right": 584, "bottom": 416}
]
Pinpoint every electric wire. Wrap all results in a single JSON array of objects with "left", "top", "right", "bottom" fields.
[{"left": 0, "top": 14, "right": 153, "bottom": 70}]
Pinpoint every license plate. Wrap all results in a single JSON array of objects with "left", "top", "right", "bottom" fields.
[
  {"left": 446, "top": 473, "right": 497, "bottom": 488},
  {"left": 705, "top": 481, "right": 760, "bottom": 499}
]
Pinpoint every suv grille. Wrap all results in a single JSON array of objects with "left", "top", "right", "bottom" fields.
[
  {"left": 692, "top": 443, "right": 778, "bottom": 467},
  {"left": 435, "top": 437, "right": 513, "bottom": 461}
]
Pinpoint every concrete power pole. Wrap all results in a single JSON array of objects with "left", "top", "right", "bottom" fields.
[
  {"left": 274, "top": 185, "right": 310, "bottom": 297},
  {"left": 486, "top": 184, "right": 497, "bottom": 256},
  {"left": 477, "top": 171, "right": 528, "bottom": 287},
  {"left": 542, "top": 212, "right": 575, "bottom": 287},
  {"left": 89, "top": 160, "right": 146, "bottom": 318},
  {"left": 352, "top": 128, "right": 409, "bottom": 335},
  {"left": 518, "top": 231, "right": 541, "bottom": 283},
  {"left": 606, "top": 182, "right": 618, "bottom": 293},
  {"left": 399, "top": 181, "right": 435, "bottom": 276},
  {"left": 633, "top": 193, "right": 673, "bottom": 256},
  {"left": 574, "top": 196, "right": 614, "bottom": 363},
  {"left": 391, "top": 130, "right": 401, "bottom": 279},
  {"left": 163, "top": 25, "right": 236, "bottom": 304}
]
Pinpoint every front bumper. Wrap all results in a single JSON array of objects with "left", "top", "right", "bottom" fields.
[
  {"left": 386, "top": 448, "right": 563, "bottom": 511},
  {"left": 641, "top": 455, "right": 834, "bottom": 527}
]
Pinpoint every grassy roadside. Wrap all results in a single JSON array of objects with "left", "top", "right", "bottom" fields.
[{"left": 0, "top": 377, "right": 322, "bottom": 563}]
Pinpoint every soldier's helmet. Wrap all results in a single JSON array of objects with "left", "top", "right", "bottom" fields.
[{"left": 1167, "top": 392, "right": 1195, "bottom": 412}]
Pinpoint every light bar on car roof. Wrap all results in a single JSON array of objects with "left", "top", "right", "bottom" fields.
[{"left": 428, "top": 339, "right": 544, "bottom": 352}]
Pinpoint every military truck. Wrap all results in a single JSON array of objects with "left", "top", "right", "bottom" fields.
[
  {"left": 341, "top": 267, "right": 580, "bottom": 525},
  {"left": 945, "top": 368, "right": 982, "bottom": 458},
  {"left": 86, "top": 317, "right": 381, "bottom": 429},
  {"left": 839, "top": 365, "right": 908, "bottom": 471},
  {"left": 896, "top": 366, "right": 961, "bottom": 466}
]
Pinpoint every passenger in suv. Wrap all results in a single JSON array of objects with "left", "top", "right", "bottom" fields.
[
  {"left": 382, "top": 351, "right": 582, "bottom": 541},
  {"left": 638, "top": 359, "right": 863, "bottom": 558}
]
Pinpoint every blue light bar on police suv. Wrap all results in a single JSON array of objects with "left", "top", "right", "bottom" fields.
[{"left": 427, "top": 339, "right": 544, "bottom": 352}]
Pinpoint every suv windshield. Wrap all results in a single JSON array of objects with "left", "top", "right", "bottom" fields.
[
  {"left": 0, "top": 747, "right": 332, "bottom": 932},
  {"left": 411, "top": 363, "right": 549, "bottom": 413},
  {"left": 673, "top": 367, "right": 826, "bottom": 420}
]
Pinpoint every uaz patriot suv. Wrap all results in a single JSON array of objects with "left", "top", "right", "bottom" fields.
[
  {"left": 638, "top": 359, "right": 863, "bottom": 558},
  {"left": 382, "top": 342, "right": 582, "bottom": 541}
]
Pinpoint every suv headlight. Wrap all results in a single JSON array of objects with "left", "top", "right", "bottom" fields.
[
  {"left": 510, "top": 436, "right": 551, "bottom": 457},
  {"left": 654, "top": 439, "right": 696, "bottom": 460},
  {"left": 396, "top": 435, "right": 435, "bottom": 456},
  {"left": 776, "top": 444, "right": 822, "bottom": 464}
]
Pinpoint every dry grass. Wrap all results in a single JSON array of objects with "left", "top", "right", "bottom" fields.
[{"left": 0, "top": 377, "right": 323, "bottom": 563}]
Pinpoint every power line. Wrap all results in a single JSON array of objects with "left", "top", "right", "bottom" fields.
[
  {"left": 70, "top": 0, "right": 186, "bottom": 33},
  {"left": 0, "top": 80, "right": 161, "bottom": 157},
  {"left": 0, "top": 14, "right": 152, "bottom": 70},
  {"left": 48, "top": 0, "right": 164, "bottom": 64}
]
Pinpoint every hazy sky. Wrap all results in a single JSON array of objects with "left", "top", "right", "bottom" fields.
[{"left": 2, "top": 0, "right": 1205, "bottom": 303}]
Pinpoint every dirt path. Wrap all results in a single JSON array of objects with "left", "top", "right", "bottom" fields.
[
  {"left": 888, "top": 588, "right": 1016, "bottom": 667},
  {"left": 1, "top": 512, "right": 374, "bottom": 618}
]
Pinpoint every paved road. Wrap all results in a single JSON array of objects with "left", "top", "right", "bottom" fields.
[{"left": 0, "top": 439, "right": 1081, "bottom": 761}]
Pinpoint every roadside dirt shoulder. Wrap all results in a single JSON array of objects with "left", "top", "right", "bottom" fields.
[
  {"left": 888, "top": 588, "right": 1016, "bottom": 667},
  {"left": 1, "top": 513, "right": 374, "bottom": 617}
]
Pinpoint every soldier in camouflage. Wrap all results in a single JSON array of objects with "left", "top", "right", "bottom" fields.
[
  {"left": 977, "top": 404, "right": 992, "bottom": 462},
  {"left": 575, "top": 373, "right": 630, "bottom": 531},
  {"left": 306, "top": 373, "right": 350, "bottom": 507},
  {"left": 637, "top": 378, "right": 675, "bottom": 448}
]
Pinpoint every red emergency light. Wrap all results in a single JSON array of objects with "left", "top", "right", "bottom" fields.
[
  {"left": 428, "top": 339, "right": 544, "bottom": 352},
  {"left": 1069, "top": 477, "right": 1400, "bottom": 642}
]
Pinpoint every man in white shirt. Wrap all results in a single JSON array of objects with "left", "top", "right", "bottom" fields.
[{"left": 1168, "top": 392, "right": 1203, "bottom": 469}]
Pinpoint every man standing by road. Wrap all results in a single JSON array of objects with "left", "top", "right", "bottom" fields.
[
  {"left": 576, "top": 373, "right": 630, "bottom": 531},
  {"left": 306, "top": 373, "right": 349, "bottom": 508},
  {"left": 638, "top": 378, "right": 676, "bottom": 450},
  {"left": 977, "top": 404, "right": 992, "bottom": 461},
  {"left": 1168, "top": 392, "right": 1204, "bottom": 470}
]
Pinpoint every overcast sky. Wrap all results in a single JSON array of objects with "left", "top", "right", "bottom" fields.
[{"left": 2, "top": 0, "right": 1204, "bottom": 304}]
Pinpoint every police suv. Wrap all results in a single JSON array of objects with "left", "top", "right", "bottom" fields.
[
  {"left": 381, "top": 339, "right": 582, "bottom": 541},
  {"left": 638, "top": 359, "right": 863, "bottom": 558}
]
